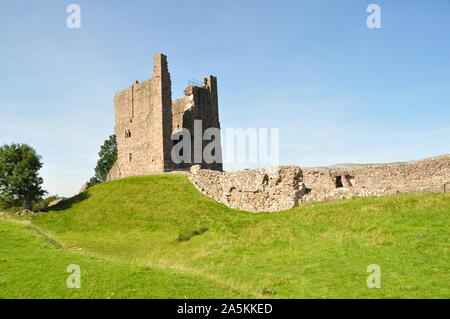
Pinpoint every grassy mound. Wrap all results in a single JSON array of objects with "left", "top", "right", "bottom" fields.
[
  {"left": 0, "top": 218, "right": 247, "bottom": 298},
  {"left": 3, "top": 174, "right": 450, "bottom": 298}
]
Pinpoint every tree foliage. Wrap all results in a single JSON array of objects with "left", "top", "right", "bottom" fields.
[
  {"left": 91, "top": 135, "right": 117, "bottom": 184},
  {"left": 0, "top": 144, "right": 47, "bottom": 210}
]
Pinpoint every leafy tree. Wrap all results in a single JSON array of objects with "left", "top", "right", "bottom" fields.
[
  {"left": 91, "top": 135, "right": 117, "bottom": 184},
  {"left": 0, "top": 144, "right": 47, "bottom": 210}
]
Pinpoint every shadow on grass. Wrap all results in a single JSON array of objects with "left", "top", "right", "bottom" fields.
[{"left": 45, "top": 192, "right": 90, "bottom": 212}]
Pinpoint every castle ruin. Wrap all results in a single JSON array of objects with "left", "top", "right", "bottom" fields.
[
  {"left": 189, "top": 155, "right": 450, "bottom": 212},
  {"left": 107, "top": 54, "right": 222, "bottom": 180},
  {"left": 104, "top": 54, "right": 449, "bottom": 213}
]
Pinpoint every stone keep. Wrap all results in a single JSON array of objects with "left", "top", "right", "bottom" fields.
[{"left": 108, "top": 54, "right": 223, "bottom": 180}]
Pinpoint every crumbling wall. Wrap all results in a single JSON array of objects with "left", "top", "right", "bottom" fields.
[
  {"left": 189, "top": 155, "right": 450, "bottom": 212},
  {"left": 189, "top": 165, "right": 304, "bottom": 212},
  {"left": 301, "top": 155, "right": 450, "bottom": 203},
  {"left": 172, "top": 77, "right": 223, "bottom": 171},
  {"left": 302, "top": 168, "right": 335, "bottom": 191},
  {"left": 106, "top": 161, "right": 121, "bottom": 181}
]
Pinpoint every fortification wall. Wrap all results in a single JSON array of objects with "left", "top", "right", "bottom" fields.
[
  {"left": 301, "top": 155, "right": 450, "bottom": 203},
  {"left": 189, "top": 155, "right": 450, "bottom": 212},
  {"left": 189, "top": 165, "right": 304, "bottom": 212}
]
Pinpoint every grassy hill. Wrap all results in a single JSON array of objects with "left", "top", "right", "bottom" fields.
[
  {"left": 0, "top": 218, "right": 246, "bottom": 298},
  {"left": 1, "top": 175, "right": 449, "bottom": 298}
]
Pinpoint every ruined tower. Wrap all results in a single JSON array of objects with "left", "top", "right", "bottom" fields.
[{"left": 107, "top": 54, "right": 222, "bottom": 180}]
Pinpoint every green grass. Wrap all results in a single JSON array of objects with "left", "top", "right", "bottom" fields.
[
  {"left": 0, "top": 218, "right": 248, "bottom": 298},
  {"left": 2, "top": 174, "right": 450, "bottom": 298}
]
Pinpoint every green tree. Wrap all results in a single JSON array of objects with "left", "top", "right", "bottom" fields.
[
  {"left": 0, "top": 144, "right": 47, "bottom": 210},
  {"left": 91, "top": 135, "right": 117, "bottom": 184}
]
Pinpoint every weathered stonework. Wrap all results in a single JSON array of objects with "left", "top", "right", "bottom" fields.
[
  {"left": 189, "top": 155, "right": 450, "bottom": 212},
  {"left": 108, "top": 54, "right": 222, "bottom": 181},
  {"left": 301, "top": 154, "right": 450, "bottom": 204},
  {"left": 189, "top": 165, "right": 305, "bottom": 212},
  {"left": 79, "top": 181, "right": 92, "bottom": 194},
  {"left": 105, "top": 54, "right": 449, "bottom": 213}
]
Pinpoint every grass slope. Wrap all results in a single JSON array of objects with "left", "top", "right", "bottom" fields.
[
  {"left": 0, "top": 218, "right": 247, "bottom": 298},
  {"left": 4, "top": 175, "right": 450, "bottom": 298}
]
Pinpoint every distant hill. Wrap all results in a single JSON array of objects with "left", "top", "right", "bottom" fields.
[
  {"left": 312, "top": 154, "right": 450, "bottom": 171},
  {"left": 317, "top": 163, "right": 375, "bottom": 170}
]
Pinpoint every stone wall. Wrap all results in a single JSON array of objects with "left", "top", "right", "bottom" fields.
[
  {"left": 171, "top": 77, "right": 223, "bottom": 171},
  {"left": 301, "top": 155, "right": 450, "bottom": 204},
  {"left": 189, "top": 165, "right": 304, "bottom": 212},
  {"left": 188, "top": 155, "right": 450, "bottom": 212},
  {"left": 113, "top": 54, "right": 173, "bottom": 179}
]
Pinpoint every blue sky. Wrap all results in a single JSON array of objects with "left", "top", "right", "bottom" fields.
[{"left": 1, "top": 0, "right": 449, "bottom": 197}]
